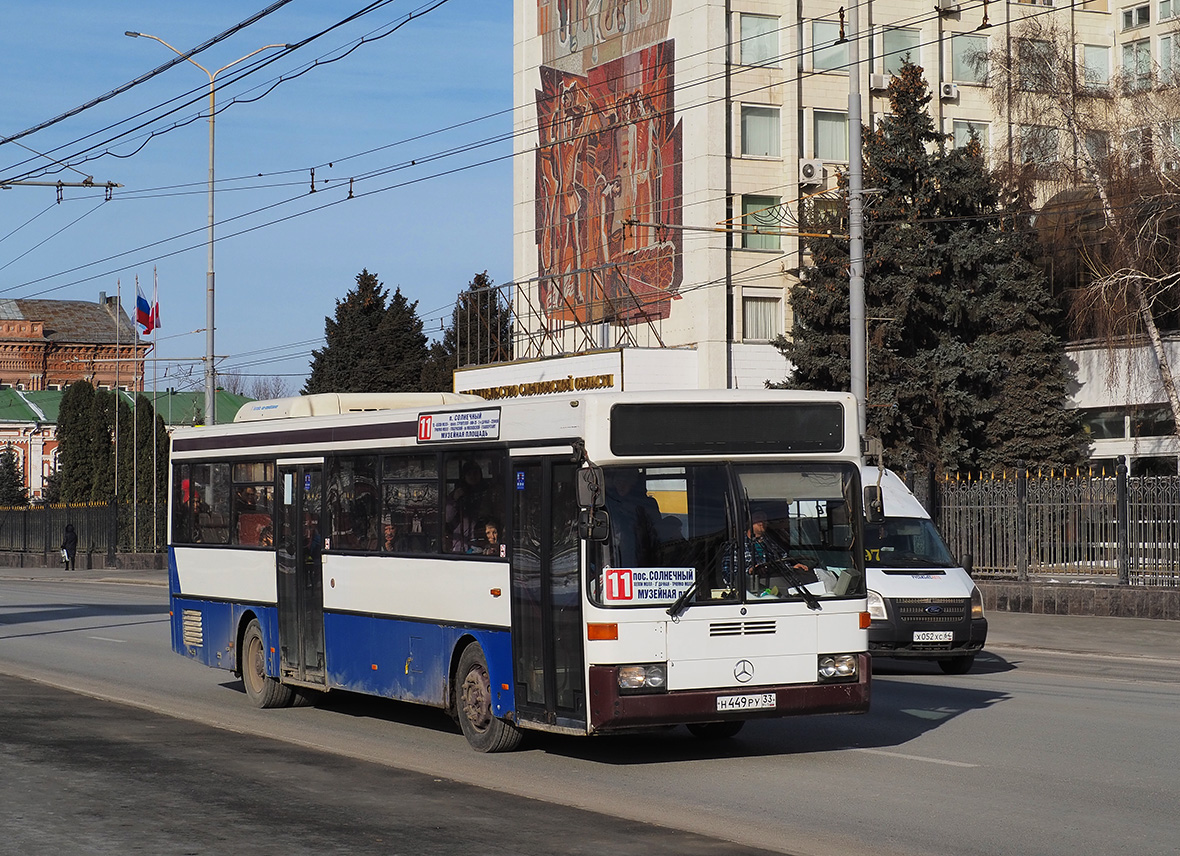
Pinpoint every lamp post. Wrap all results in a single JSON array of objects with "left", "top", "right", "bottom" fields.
[{"left": 126, "top": 31, "right": 286, "bottom": 426}]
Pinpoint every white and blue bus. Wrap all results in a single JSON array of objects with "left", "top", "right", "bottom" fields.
[{"left": 168, "top": 390, "right": 871, "bottom": 751}]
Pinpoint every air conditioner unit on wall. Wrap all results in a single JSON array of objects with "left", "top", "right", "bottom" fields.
[
  {"left": 936, "top": 0, "right": 959, "bottom": 12},
  {"left": 799, "top": 159, "right": 824, "bottom": 185},
  {"left": 939, "top": 81, "right": 960, "bottom": 100},
  {"left": 869, "top": 73, "right": 889, "bottom": 92}
]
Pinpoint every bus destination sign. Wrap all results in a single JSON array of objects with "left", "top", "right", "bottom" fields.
[
  {"left": 417, "top": 409, "right": 501, "bottom": 443},
  {"left": 603, "top": 567, "right": 695, "bottom": 604}
]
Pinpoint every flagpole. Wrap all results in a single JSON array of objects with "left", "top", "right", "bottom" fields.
[
  {"left": 132, "top": 277, "right": 138, "bottom": 552},
  {"left": 152, "top": 267, "right": 159, "bottom": 552}
]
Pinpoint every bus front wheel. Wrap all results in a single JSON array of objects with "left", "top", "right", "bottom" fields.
[
  {"left": 241, "top": 619, "right": 295, "bottom": 709},
  {"left": 455, "top": 644, "right": 522, "bottom": 753}
]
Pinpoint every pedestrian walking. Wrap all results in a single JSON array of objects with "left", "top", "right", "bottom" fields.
[{"left": 61, "top": 523, "right": 78, "bottom": 571}]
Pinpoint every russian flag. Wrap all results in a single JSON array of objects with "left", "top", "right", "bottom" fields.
[{"left": 136, "top": 283, "right": 160, "bottom": 334}]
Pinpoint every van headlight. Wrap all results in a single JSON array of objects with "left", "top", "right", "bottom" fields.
[
  {"left": 618, "top": 663, "right": 668, "bottom": 693},
  {"left": 971, "top": 585, "right": 985, "bottom": 619},
  {"left": 866, "top": 589, "right": 887, "bottom": 620},
  {"left": 818, "top": 653, "right": 859, "bottom": 681}
]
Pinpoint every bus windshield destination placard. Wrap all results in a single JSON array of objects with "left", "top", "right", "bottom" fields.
[{"left": 417, "top": 409, "right": 501, "bottom": 442}]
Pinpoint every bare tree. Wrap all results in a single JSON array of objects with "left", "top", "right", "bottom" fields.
[
  {"left": 248, "top": 375, "right": 291, "bottom": 400},
  {"left": 985, "top": 16, "right": 1180, "bottom": 431}
]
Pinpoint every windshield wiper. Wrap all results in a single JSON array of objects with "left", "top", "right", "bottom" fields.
[
  {"left": 667, "top": 577, "right": 698, "bottom": 619},
  {"left": 766, "top": 554, "right": 823, "bottom": 611}
]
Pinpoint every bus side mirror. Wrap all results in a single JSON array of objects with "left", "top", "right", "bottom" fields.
[
  {"left": 579, "top": 508, "right": 610, "bottom": 541},
  {"left": 864, "top": 486, "right": 884, "bottom": 524},
  {"left": 577, "top": 466, "right": 606, "bottom": 508}
]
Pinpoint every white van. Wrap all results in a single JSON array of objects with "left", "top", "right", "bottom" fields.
[{"left": 862, "top": 465, "right": 987, "bottom": 674}]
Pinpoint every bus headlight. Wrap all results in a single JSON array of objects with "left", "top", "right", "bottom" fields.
[
  {"left": 971, "top": 585, "right": 985, "bottom": 619},
  {"left": 866, "top": 589, "right": 887, "bottom": 620},
  {"left": 818, "top": 654, "right": 859, "bottom": 681},
  {"left": 618, "top": 663, "right": 668, "bottom": 693}
]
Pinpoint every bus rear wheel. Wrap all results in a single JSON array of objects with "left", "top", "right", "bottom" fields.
[
  {"left": 687, "top": 721, "right": 745, "bottom": 740},
  {"left": 455, "top": 644, "right": 522, "bottom": 753},
  {"left": 242, "top": 619, "right": 295, "bottom": 709}
]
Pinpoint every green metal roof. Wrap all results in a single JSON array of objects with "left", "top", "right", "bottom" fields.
[{"left": 0, "top": 388, "right": 252, "bottom": 427}]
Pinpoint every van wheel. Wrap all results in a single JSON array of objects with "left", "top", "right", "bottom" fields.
[
  {"left": 455, "top": 644, "right": 522, "bottom": 753},
  {"left": 242, "top": 619, "right": 295, "bottom": 708},
  {"left": 939, "top": 654, "right": 976, "bottom": 675},
  {"left": 687, "top": 721, "right": 745, "bottom": 740}
]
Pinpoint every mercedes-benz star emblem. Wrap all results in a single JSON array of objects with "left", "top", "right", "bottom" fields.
[{"left": 734, "top": 659, "right": 754, "bottom": 683}]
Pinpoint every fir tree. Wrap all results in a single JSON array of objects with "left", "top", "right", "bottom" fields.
[
  {"left": 379, "top": 287, "right": 429, "bottom": 391},
  {"left": 57, "top": 381, "right": 96, "bottom": 502},
  {"left": 779, "top": 61, "right": 1084, "bottom": 472},
  {"left": 421, "top": 271, "right": 513, "bottom": 391},
  {"left": 0, "top": 445, "right": 29, "bottom": 506}
]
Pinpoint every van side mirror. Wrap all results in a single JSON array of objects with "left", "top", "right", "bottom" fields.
[
  {"left": 577, "top": 466, "right": 606, "bottom": 508},
  {"left": 864, "top": 485, "right": 884, "bottom": 523},
  {"left": 579, "top": 508, "right": 610, "bottom": 541}
]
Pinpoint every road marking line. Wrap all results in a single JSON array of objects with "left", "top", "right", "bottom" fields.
[
  {"left": 852, "top": 748, "right": 978, "bottom": 767},
  {"left": 87, "top": 636, "right": 126, "bottom": 643}
]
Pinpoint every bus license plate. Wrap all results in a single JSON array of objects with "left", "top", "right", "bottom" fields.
[
  {"left": 913, "top": 631, "right": 953, "bottom": 642},
  {"left": 716, "top": 692, "right": 776, "bottom": 712}
]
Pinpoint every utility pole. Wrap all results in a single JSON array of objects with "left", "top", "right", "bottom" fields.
[{"left": 847, "top": 6, "right": 867, "bottom": 441}]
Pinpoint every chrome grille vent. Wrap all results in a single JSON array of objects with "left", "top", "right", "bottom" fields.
[
  {"left": 709, "top": 619, "right": 777, "bottom": 637},
  {"left": 182, "top": 609, "right": 204, "bottom": 647}
]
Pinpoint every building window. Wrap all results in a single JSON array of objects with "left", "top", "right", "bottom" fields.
[
  {"left": 951, "top": 34, "right": 989, "bottom": 84},
  {"left": 1121, "top": 39, "right": 1152, "bottom": 91},
  {"left": 1082, "top": 44, "right": 1110, "bottom": 87},
  {"left": 1018, "top": 39, "right": 1053, "bottom": 91},
  {"left": 741, "top": 195, "right": 782, "bottom": 250},
  {"left": 740, "top": 105, "right": 781, "bottom": 157},
  {"left": 882, "top": 28, "right": 919, "bottom": 77},
  {"left": 814, "top": 111, "right": 849, "bottom": 161},
  {"left": 1162, "top": 0, "right": 1177, "bottom": 19},
  {"left": 1085, "top": 129, "right": 1112, "bottom": 165},
  {"left": 1122, "top": 4, "right": 1151, "bottom": 28},
  {"left": 740, "top": 14, "right": 779, "bottom": 67},
  {"left": 952, "top": 120, "right": 989, "bottom": 150},
  {"left": 813, "top": 20, "right": 847, "bottom": 72},
  {"left": 1161, "top": 34, "right": 1179, "bottom": 85},
  {"left": 742, "top": 296, "right": 781, "bottom": 341},
  {"left": 1019, "top": 124, "right": 1060, "bottom": 166}
]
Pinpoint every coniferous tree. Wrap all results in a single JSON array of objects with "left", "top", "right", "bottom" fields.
[
  {"left": 305, "top": 270, "right": 431, "bottom": 393},
  {"left": 57, "top": 381, "right": 96, "bottom": 502},
  {"left": 421, "top": 271, "right": 514, "bottom": 391},
  {"left": 88, "top": 389, "right": 117, "bottom": 502},
  {"left": 304, "top": 269, "right": 391, "bottom": 394},
  {"left": 379, "top": 287, "right": 429, "bottom": 391},
  {"left": 0, "top": 445, "right": 29, "bottom": 506},
  {"left": 779, "top": 61, "right": 1084, "bottom": 473}
]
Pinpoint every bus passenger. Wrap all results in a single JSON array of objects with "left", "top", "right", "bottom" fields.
[
  {"left": 604, "top": 468, "right": 659, "bottom": 567},
  {"left": 473, "top": 520, "right": 502, "bottom": 556},
  {"left": 446, "top": 461, "right": 491, "bottom": 552}
]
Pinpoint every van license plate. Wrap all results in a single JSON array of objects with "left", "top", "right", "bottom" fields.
[
  {"left": 913, "top": 631, "right": 953, "bottom": 642},
  {"left": 716, "top": 693, "right": 776, "bottom": 712}
]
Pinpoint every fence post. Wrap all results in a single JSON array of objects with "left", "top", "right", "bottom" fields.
[
  {"left": 107, "top": 500, "right": 118, "bottom": 567},
  {"left": 1116, "top": 457, "right": 1130, "bottom": 585},
  {"left": 1016, "top": 469, "right": 1029, "bottom": 582}
]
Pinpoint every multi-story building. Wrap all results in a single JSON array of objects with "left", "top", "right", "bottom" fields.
[{"left": 496, "top": 1, "right": 1180, "bottom": 468}]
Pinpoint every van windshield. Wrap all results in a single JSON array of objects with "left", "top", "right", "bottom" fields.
[{"left": 864, "top": 517, "right": 956, "bottom": 568}]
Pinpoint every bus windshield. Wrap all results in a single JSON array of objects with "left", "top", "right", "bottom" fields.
[
  {"left": 591, "top": 462, "right": 864, "bottom": 607},
  {"left": 864, "top": 517, "right": 956, "bottom": 568}
]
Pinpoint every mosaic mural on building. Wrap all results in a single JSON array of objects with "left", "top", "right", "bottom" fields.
[{"left": 534, "top": 1, "right": 682, "bottom": 323}]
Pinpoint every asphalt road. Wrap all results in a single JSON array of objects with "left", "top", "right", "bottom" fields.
[{"left": 2, "top": 574, "right": 1179, "bottom": 856}]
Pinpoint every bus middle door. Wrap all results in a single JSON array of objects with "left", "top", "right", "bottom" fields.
[
  {"left": 510, "top": 458, "right": 586, "bottom": 730},
  {"left": 277, "top": 464, "right": 326, "bottom": 687}
]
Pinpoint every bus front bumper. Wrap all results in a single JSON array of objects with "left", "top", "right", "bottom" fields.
[{"left": 587, "top": 654, "right": 871, "bottom": 732}]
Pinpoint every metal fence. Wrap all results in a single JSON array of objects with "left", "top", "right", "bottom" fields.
[
  {"left": 0, "top": 502, "right": 167, "bottom": 556},
  {"left": 922, "top": 468, "right": 1180, "bottom": 586}
]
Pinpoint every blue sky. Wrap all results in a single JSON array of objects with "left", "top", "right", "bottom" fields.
[{"left": 0, "top": 1, "right": 512, "bottom": 393}]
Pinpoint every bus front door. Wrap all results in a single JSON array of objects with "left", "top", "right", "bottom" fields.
[
  {"left": 276, "top": 464, "right": 326, "bottom": 687},
  {"left": 510, "top": 459, "right": 586, "bottom": 730}
]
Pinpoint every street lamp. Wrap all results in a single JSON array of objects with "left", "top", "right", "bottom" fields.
[{"left": 126, "top": 31, "right": 287, "bottom": 426}]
